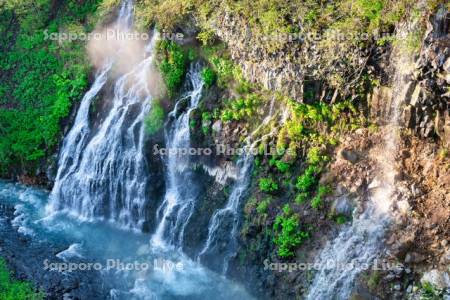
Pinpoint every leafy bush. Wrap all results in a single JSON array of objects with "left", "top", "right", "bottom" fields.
[
  {"left": 157, "top": 40, "right": 187, "bottom": 96},
  {"left": 311, "top": 185, "right": 331, "bottom": 210},
  {"left": 295, "top": 192, "right": 309, "bottom": 204},
  {"left": 259, "top": 178, "right": 279, "bottom": 193},
  {"left": 220, "top": 94, "right": 262, "bottom": 122},
  {"left": 269, "top": 158, "right": 290, "bottom": 173},
  {"left": 273, "top": 214, "right": 309, "bottom": 258},
  {"left": 145, "top": 100, "right": 165, "bottom": 135},
  {"left": 311, "top": 195, "right": 323, "bottom": 210},
  {"left": 0, "top": 258, "right": 43, "bottom": 300},
  {"left": 200, "top": 67, "right": 216, "bottom": 87},
  {"left": 201, "top": 111, "right": 212, "bottom": 134},
  {"left": 307, "top": 146, "right": 329, "bottom": 166},
  {"left": 420, "top": 281, "right": 443, "bottom": 299},
  {"left": 256, "top": 197, "right": 271, "bottom": 214},
  {"left": 295, "top": 165, "right": 319, "bottom": 192}
]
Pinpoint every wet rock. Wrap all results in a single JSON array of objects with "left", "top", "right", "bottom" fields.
[
  {"left": 212, "top": 120, "right": 222, "bottom": 134},
  {"left": 421, "top": 270, "right": 450, "bottom": 290},
  {"left": 329, "top": 195, "right": 354, "bottom": 217},
  {"left": 440, "top": 249, "right": 450, "bottom": 265},
  {"left": 0, "top": 203, "right": 110, "bottom": 299}
]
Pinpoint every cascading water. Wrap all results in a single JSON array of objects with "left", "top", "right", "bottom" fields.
[
  {"left": 305, "top": 18, "right": 421, "bottom": 300},
  {"left": 152, "top": 62, "right": 204, "bottom": 248},
  {"left": 197, "top": 154, "right": 253, "bottom": 274},
  {"left": 49, "top": 0, "right": 157, "bottom": 230},
  {"left": 198, "top": 101, "right": 279, "bottom": 274}
]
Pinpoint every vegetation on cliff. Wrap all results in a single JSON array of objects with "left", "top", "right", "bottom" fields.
[{"left": 0, "top": 0, "right": 101, "bottom": 177}]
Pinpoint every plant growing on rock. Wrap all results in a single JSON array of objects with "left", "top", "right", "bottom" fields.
[
  {"left": 273, "top": 209, "right": 309, "bottom": 258},
  {"left": 145, "top": 100, "right": 165, "bottom": 135},
  {"left": 295, "top": 165, "right": 320, "bottom": 192},
  {"left": 156, "top": 40, "right": 187, "bottom": 96},
  {"left": 256, "top": 197, "right": 272, "bottom": 214},
  {"left": 259, "top": 178, "right": 279, "bottom": 193},
  {"left": 311, "top": 185, "right": 331, "bottom": 210},
  {"left": 201, "top": 67, "right": 217, "bottom": 87}
]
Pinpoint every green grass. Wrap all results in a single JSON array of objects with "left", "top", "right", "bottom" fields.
[{"left": 0, "top": 258, "right": 43, "bottom": 300}]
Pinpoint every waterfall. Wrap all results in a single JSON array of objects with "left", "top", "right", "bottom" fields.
[
  {"left": 305, "top": 18, "right": 421, "bottom": 300},
  {"left": 197, "top": 154, "right": 253, "bottom": 274},
  {"left": 48, "top": 0, "right": 158, "bottom": 230},
  {"left": 151, "top": 62, "right": 204, "bottom": 248}
]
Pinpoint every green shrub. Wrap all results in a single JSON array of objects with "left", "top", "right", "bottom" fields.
[
  {"left": 157, "top": 40, "right": 187, "bottom": 96},
  {"left": 311, "top": 195, "right": 323, "bottom": 210},
  {"left": 311, "top": 185, "right": 331, "bottom": 210},
  {"left": 145, "top": 100, "right": 165, "bottom": 135},
  {"left": 0, "top": 258, "right": 43, "bottom": 300},
  {"left": 269, "top": 158, "right": 290, "bottom": 173},
  {"left": 256, "top": 197, "right": 271, "bottom": 214},
  {"left": 312, "top": 185, "right": 331, "bottom": 209},
  {"left": 295, "top": 166, "right": 319, "bottom": 192},
  {"left": 259, "top": 178, "right": 279, "bottom": 193},
  {"left": 295, "top": 192, "right": 309, "bottom": 204},
  {"left": 200, "top": 67, "right": 217, "bottom": 87},
  {"left": 201, "top": 111, "right": 212, "bottom": 134},
  {"left": 273, "top": 214, "right": 309, "bottom": 258},
  {"left": 420, "top": 281, "right": 443, "bottom": 299},
  {"left": 220, "top": 94, "right": 262, "bottom": 122}
]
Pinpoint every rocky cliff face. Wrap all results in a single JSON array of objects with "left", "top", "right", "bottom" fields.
[
  {"left": 197, "top": 4, "right": 450, "bottom": 299},
  {"left": 210, "top": 10, "right": 303, "bottom": 100},
  {"left": 370, "top": 6, "right": 450, "bottom": 145}
]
